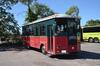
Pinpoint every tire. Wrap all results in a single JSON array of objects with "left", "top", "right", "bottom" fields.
[
  {"left": 41, "top": 46, "right": 46, "bottom": 54},
  {"left": 94, "top": 38, "right": 99, "bottom": 43},
  {"left": 88, "top": 38, "right": 93, "bottom": 42}
]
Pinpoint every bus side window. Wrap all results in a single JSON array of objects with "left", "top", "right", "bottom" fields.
[
  {"left": 26, "top": 26, "right": 31, "bottom": 36},
  {"left": 40, "top": 26, "right": 45, "bottom": 36},
  {"left": 22, "top": 26, "right": 26, "bottom": 36},
  {"left": 29, "top": 26, "right": 32, "bottom": 35},
  {"left": 32, "top": 26, "right": 35, "bottom": 36},
  {"left": 34, "top": 27, "right": 36, "bottom": 36},
  {"left": 26, "top": 26, "right": 29, "bottom": 36},
  {"left": 36, "top": 26, "right": 38, "bottom": 36}
]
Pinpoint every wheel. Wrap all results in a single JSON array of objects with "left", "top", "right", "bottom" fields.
[
  {"left": 41, "top": 46, "right": 46, "bottom": 54},
  {"left": 88, "top": 38, "right": 93, "bottom": 42},
  {"left": 94, "top": 38, "right": 99, "bottom": 43}
]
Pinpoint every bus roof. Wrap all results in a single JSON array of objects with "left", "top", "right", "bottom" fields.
[
  {"left": 82, "top": 26, "right": 100, "bottom": 28},
  {"left": 24, "top": 14, "right": 80, "bottom": 26}
]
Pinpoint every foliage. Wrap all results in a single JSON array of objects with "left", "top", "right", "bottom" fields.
[
  {"left": 85, "top": 19, "right": 100, "bottom": 26},
  {"left": 66, "top": 6, "right": 79, "bottom": 16},
  {"left": 31, "top": 2, "right": 55, "bottom": 18},
  {"left": 0, "top": 0, "right": 18, "bottom": 9},
  {"left": 19, "top": 0, "right": 37, "bottom": 23},
  {"left": 19, "top": 0, "right": 36, "bottom": 6},
  {"left": 25, "top": 2, "right": 55, "bottom": 23},
  {"left": 25, "top": 7, "right": 37, "bottom": 22},
  {"left": 0, "top": 0, "right": 20, "bottom": 37}
]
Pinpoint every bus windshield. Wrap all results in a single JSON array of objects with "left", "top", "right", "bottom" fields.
[
  {"left": 55, "top": 18, "right": 77, "bottom": 36},
  {"left": 67, "top": 20, "right": 77, "bottom": 36}
]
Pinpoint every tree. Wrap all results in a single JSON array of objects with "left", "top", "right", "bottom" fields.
[
  {"left": 19, "top": 0, "right": 36, "bottom": 5},
  {"left": 0, "top": 0, "right": 18, "bottom": 9},
  {"left": 85, "top": 19, "right": 100, "bottom": 26},
  {"left": 19, "top": 0, "right": 35, "bottom": 8},
  {"left": 25, "top": 2, "right": 55, "bottom": 23},
  {"left": 0, "top": 0, "right": 20, "bottom": 37},
  {"left": 25, "top": 7, "right": 37, "bottom": 22},
  {"left": 19, "top": 0, "right": 37, "bottom": 23},
  {"left": 31, "top": 2, "right": 55, "bottom": 18},
  {"left": 66, "top": 6, "right": 79, "bottom": 16}
]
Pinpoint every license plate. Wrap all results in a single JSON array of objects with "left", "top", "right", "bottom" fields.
[{"left": 61, "top": 50, "right": 66, "bottom": 53}]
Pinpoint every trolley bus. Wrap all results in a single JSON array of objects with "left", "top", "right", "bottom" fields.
[{"left": 22, "top": 14, "right": 81, "bottom": 55}]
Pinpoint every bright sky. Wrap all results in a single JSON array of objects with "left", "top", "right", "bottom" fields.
[{"left": 10, "top": 0, "right": 100, "bottom": 27}]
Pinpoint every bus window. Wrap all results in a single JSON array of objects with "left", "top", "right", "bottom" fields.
[
  {"left": 35, "top": 26, "right": 39, "bottom": 36},
  {"left": 22, "top": 26, "right": 26, "bottom": 36},
  {"left": 25, "top": 26, "right": 30, "bottom": 36},
  {"left": 55, "top": 24, "right": 67, "bottom": 36},
  {"left": 67, "top": 21, "right": 77, "bottom": 36},
  {"left": 32, "top": 26, "right": 35, "bottom": 35},
  {"left": 40, "top": 26, "right": 45, "bottom": 36},
  {"left": 29, "top": 26, "right": 33, "bottom": 35},
  {"left": 83, "top": 27, "right": 100, "bottom": 32}
]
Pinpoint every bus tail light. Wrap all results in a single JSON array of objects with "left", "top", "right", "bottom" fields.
[{"left": 72, "top": 46, "right": 75, "bottom": 50}]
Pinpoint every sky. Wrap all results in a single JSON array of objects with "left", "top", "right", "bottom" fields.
[{"left": 10, "top": 0, "right": 100, "bottom": 27}]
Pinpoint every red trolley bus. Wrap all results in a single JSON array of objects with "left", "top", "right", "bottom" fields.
[{"left": 22, "top": 14, "right": 81, "bottom": 55}]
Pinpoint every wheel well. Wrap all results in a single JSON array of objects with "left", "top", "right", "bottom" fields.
[
  {"left": 88, "top": 37, "right": 93, "bottom": 40},
  {"left": 40, "top": 44, "right": 44, "bottom": 49},
  {"left": 94, "top": 37, "right": 99, "bottom": 39}
]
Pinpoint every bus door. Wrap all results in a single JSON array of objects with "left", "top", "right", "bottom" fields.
[{"left": 47, "top": 25, "right": 53, "bottom": 51}]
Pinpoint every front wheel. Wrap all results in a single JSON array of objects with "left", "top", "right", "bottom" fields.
[{"left": 88, "top": 38, "right": 93, "bottom": 42}]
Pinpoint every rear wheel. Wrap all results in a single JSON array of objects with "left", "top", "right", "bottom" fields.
[
  {"left": 88, "top": 38, "right": 93, "bottom": 42},
  {"left": 94, "top": 38, "right": 99, "bottom": 43}
]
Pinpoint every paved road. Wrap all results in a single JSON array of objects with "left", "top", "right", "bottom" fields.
[{"left": 0, "top": 42, "right": 100, "bottom": 66}]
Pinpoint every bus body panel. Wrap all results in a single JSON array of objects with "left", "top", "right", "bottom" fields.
[
  {"left": 54, "top": 36, "right": 80, "bottom": 55},
  {"left": 22, "top": 36, "right": 80, "bottom": 55},
  {"left": 30, "top": 36, "right": 40, "bottom": 48},
  {"left": 83, "top": 32, "right": 100, "bottom": 41},
  {"left": 54, "top": 36, "right": 68, "bottom": 54},
  {"left": 22, "top": 36, "right": 30, "bottom": 47}
]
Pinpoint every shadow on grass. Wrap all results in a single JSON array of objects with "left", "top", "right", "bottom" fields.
[{"left": 50, "top": 51, "right": 100, "bottom": 60}]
